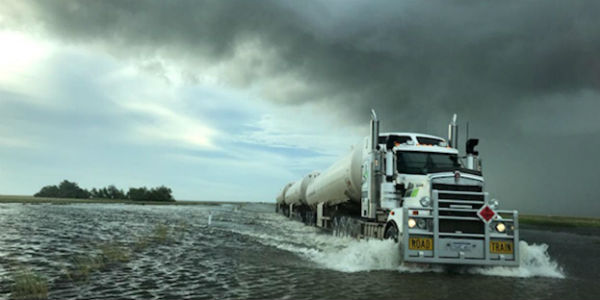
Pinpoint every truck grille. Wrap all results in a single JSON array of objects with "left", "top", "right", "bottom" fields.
[
  {"left": 438, "top": 192, "right": 484, "bottom": 201},
  {"left": 439, "top": 219, "right": 483, "bottom": 234},
  {"left": 433, "top": 181, "right": 485, "bottom": 234},
  {"left": 432, "top": 183, "right": 482, "bottom": 192}
]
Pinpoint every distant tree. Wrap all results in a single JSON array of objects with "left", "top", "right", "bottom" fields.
[
  {"left": 150, "top": 186, "right": 174, "bottom": 202},
  {"left": 127, "top": 187, "right": 148, "bottom": 201},
  {"left": 34, "top": 185, "right": 60, "bottom": 197},
  {"left": 35, "top": 181, "right": 174, "bottom": 201},
  {"left": 98, "top": 187, "right": 108, "bottom": 198},
  {"left": 126, "top": 186, "right": 174, "bottom": 202},
  {"left": 34, "top": 180, "right": 90, "bottom": 199},
  {"left": 106, "top": 185, "right": 126, "bottom": 199},
  {"left": 57, "top": 180, "right": 90, "bottom": 199}
]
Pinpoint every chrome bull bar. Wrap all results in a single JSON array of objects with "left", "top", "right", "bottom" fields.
[{"left": 402, "top": 190, "right": 520, "bottom": 266}]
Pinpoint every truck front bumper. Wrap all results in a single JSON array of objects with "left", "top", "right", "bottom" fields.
[
  {"left": 402, "top": 236, "right": 519, "bottom": 266},
  {"left": 402, "top": 191, "right": 520, "bottom": 267}
]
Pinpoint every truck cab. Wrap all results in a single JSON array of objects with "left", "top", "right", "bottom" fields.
[{"left": 376, "top": 132, "right": 519, "bottom": 266}]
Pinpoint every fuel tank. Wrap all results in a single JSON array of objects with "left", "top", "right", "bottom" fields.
[
  {"left": 305, "top": 144, "right": 364, "bottom": 207},
  {"left": 284, "top": 171, "right": 320, "bottom": 205},
  {"left": 276, "top": 182, "right": 294, "bottom": 204}
]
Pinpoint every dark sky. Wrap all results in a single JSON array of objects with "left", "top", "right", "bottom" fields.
[{"left": 1, "top": 0, "right": 599, "bottom": 216}]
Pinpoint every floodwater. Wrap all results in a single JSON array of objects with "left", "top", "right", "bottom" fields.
[{"left": 0, "top": 203, "right": 598, "bottom": 299}]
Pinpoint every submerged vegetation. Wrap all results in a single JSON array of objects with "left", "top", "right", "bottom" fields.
[
  {"left": 152, "top": 223, "right": 170, "bottom": 243},
  {"left": 66, "top": 255, "right": 105, "bottom": 282},
  {"left": 63, "top": 223, "right": 175, "bottom": 283},
  {"left": 5, "top": 221, "right": 182, "bottom": 299},
  {"left": 34, "top": 180, "right": 175, "bottom": 202},
  {"left": 99, "top": 242, "right": 132, "bottom": 263},
  {"left": 11, "top": 268, "right": 48, "bottom": 300},
  {"left": 65, "top": 242, "right": 133, "bottom": 281}
]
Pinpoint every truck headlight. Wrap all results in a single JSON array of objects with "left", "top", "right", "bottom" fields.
[
  {"left": 417, "top": 218, "right": 427, "bottom": 229},
  {"left": 495, "top": 222, "right": 506, "bottom": 233},
  {"left": 419, "top": 196, "right": 431, "bottom": 207},
  {"left": 408, "top": 218, "right": 416, "bottom": 228}
]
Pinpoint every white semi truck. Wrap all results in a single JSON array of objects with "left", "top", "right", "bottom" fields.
[{"left": 276, "top": 111, "right": 519, "bottom": 266}]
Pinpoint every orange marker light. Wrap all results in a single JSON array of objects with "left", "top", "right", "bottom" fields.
[
  {"left": 412, "top": 210, "right": 419, "bottom": 216},
  {"left": 390, "top": 211, "right": 395, "bottom": 216}
]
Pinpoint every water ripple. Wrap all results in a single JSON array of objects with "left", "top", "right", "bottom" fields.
[{"left": 0, "top": 203, "right": 597, "bottom": 299}]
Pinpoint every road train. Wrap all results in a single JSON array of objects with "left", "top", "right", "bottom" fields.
[{"left": 276, "top": 111, "right": 519, "bottom": 266}]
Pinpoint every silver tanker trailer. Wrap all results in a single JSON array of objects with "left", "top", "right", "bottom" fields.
[{"left": 276, "top": 110, "right": 519, "bottom": 267}]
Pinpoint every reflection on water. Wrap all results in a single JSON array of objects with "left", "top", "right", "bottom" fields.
[{"left": 0, "top": 203, "right": 598, "bottom": 299}]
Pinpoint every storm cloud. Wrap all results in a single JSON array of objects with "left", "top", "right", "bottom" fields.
[{"left": 1, "top": 0, "right": 599, "bottom": 215}]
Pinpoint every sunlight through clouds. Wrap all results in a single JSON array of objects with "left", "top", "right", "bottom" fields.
[
  {"left": 0, "top": 30, "right": 54, "bottom": 99},
  {"left": 121, "top": 101, "right": 217, "bottom": 149},
  {"left": 0, "top": 29, "right": 354, "bottom": 201}
]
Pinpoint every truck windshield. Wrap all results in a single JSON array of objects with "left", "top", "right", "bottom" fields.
[{"left": 397, "top": 151, "right": 461, "bottom": 174}]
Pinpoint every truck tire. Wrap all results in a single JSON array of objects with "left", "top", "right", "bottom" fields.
[{"left": 384, "top": 222, "right": 399, "bottom": 242}]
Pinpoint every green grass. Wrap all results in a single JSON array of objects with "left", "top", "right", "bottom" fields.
[
  {"left": 9, "top": 224, "right": 178, "bottom": 299},
  {"left": 11, "top": 269, "right": 48, "bottom": 300},
  {"left": 65, "top": 254, "right": 105, "bottom": 282},
  {"left": 99, "top": 242, "right": 131, "bottom": 263},
  {"left": 133, "top": 236, "right": 151, "bottom": 251},
  {"left": 152, "top": 224, "right": 170, "bottom": 243},
  {"left": 519, "top": 214, "right": 600, "bottom": 228},
  {"left": 64, "top": 223, "right": 173, "bottom": 283},
  {"left": 65, "top": 242, "right": 134, "bottom": 281}
]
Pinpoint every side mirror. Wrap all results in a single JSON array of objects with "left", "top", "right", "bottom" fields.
[{"left": 466, "top": 138, "right": 479, "bottom": 155}]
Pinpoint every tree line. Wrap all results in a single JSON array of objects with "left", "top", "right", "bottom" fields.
[{"left": 34, "top": 180, "right": 175, "bottom": 202}]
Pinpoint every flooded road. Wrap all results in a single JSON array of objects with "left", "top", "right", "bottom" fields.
[{"left": 0, "top": 203, "right": 598, "bottom": 299}]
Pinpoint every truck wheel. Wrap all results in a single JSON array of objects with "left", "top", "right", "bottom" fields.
[{"left": 384, "top": 223, "right": 399, "bottom": 243}]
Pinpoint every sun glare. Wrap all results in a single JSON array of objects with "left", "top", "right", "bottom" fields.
[{"left": 0, "top": 31, "right": 50, "bottom": 84}]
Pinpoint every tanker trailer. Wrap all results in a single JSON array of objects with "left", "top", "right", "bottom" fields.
[
  {"left": 277, "top": 110, "right": 520, "bottom": 267},
  {"left": 283, "top": 172, "right": 320, "bottom": 222},
  {"left": 276, "top": 182, "right": 293, "bottom": 215}
]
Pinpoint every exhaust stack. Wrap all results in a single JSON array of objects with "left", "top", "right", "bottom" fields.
[
  {"left": 370, "top": 109, "right": 379, "bottom": 150},
  {"left": 362, "top": 109, "right": 380, "bottom": 219},
  {"left": 448, "top": 113, "right": 458, "bottom": 149}
]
